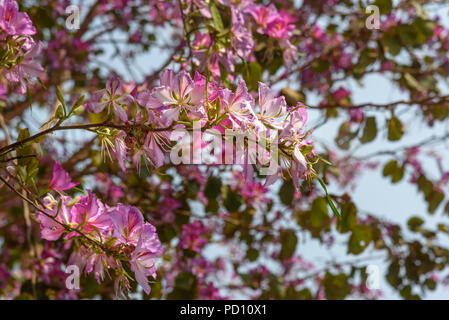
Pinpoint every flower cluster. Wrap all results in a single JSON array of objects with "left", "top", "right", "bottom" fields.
[
  {"left": 190, "top": 0, "right": 298, "bottom": 77},
  {"left": 0, "top": 0, "right": 44, "bottom": 94},
  {"left": 37, "top": 161, "right": 163, "bottom": 295},
  {"left": 88, "top": 69, "right": 314, "bottom": 191}
]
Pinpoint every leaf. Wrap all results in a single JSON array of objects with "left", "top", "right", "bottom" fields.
[
  {"left": 316, "top": 176, "right": 341, "bottom": 219},
  {"left": 427, "top": 190, "right": 444, "bottom": 214},
  {"left": 382, "top": 160, "right": 404, "bottom": 183},
  {"left": 204, "top": 176, "right": 222, "bottom": 199},
  {"left": 246, "top": 248, "right": 259, "bottom": 262},
  {"left": 56, "top": 86, "right": 66, "bottom": 108},
  {"left": 310, "top": 197, "right": 329, "bottom": 228},
  {"left": 387, "top": 116, "right": 403, "bottom": 141},
  {"left": 222, "top": 186, "right": 242, "bottom": 212},
  {"left": 174, "top": 272, "right": 197, "bottom": 291},
  {"left": 279, "top": 229, "right": 297, "bottom": 260},
  {"left": 381, "top": 33, "right": 401, "bottom": 56},
  {"left": 404, "top": 73, "right": 425, "bottom": 92},
  {"left": 337, "top": 202, "right": 357, "bottom": 234},
  {"left": 279, "top": 181, "right": 295, "bottom": 206},
  {"left": 407, "top": 216, "right": 424, "bottom": 232},
  {"left": 323, "top": 272, "right": 351, "bottom": 300},
  {"left": 374, "top": 0, "right": 393, "bottom": 14},
  {"left": 348, "top": 225, "right": 372, "bottom": 254},
  {"left": 243, "top": 61, "right": 262, "bottom": 91},
  {"left": 360, "top": 116, "right": 377, "bottom": 143},
  {"left": 209, "top": 2, "right": 224, "bottom": 32}
]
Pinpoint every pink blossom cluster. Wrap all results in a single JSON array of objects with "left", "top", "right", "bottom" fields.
[
  {"left": 181, "top": 220, "right": 210, "bottom": 253},
  {"left": 191, "top": 0, "right": 298, "bottom": 77},
  {"left": 37, "top": 161, "right": 163, "bottom": 294},
  {"left": 0, "top": 0, "right": 44, "bottom": 94},
  {"left": 88, "top": 69, "right": 313, "bottom": 191}
]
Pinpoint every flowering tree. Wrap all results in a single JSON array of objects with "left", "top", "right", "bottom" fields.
[{"left": 0, "top": 0, "right": 449, "bottom": 300}]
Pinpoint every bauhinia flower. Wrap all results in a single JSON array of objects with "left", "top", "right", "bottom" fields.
[
  {"left": 71, "top": 191, "right": 112, "bottom": 233},
  {"left": 143, "top": 69, "right": 205, "bottom": 124},
  {"left": 4, "top": 41, "right": 45, "bottom": 94},
  {"left": 37, "top": 197, "right": 77, "bottom": 241},
  {"left": 257, "top": 82, "right": 287, "bottom": 129},
  {"left": 0, "top": 0, "right": 36, "bottom": 36},
  {"left": 130, "top": 225, "right": 163, "bottom": 295},
  {"left": 108, "top": 203, "right": 145, "bottom": 246},
  {"left": 88, "top": 77, "right": 134, "bottom": 122},
  {"left": 221, "top": 78, "right": 257, "bottom": 130},
  {"left": 49, "top": 161, "right": 79, "bottom": 191}
]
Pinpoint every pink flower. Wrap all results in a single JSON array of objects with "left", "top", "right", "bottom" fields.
[
  {"left": 71, "top": 191, "right": 112, "bottom": 233},
  {"left": 4, "top": 41, "right": 45, "bottom": 94},
  {"left": 143, "top": 69, "right": 205, "bottom": 124},
  {"left": 37, "top": 199, "right": 76, "bottom": 241},
  {"left": 221, "top": 78, "right": 256, "bottom": 129},
  {"left": 130, "top": 223, "right": 163, "bottom": 295},
  {"left": 49, "top": 161, "right": 79, "bottom": 191},
  {"left": 246, "top": 4, "right": 278, "bottom": 30},
  {"left": 349, "top": 108, "right": 363, "bottom": 123},
  {"left": 181, "top": 221, "right": 209, "bottom": 253},
  {"left": 0, "top": 0, "right": 36, "bottom": 36},
  {"left": 333, "top": 87, "right": 351, "bottom": 101},
  {"left": 108, "top": 204, "right": 144, "bottom": 246},
  {"left": 88, "top": 77, "right": 134, "bottom": 122},
  {"left": 257, "top": 82, "right": 286, "bottom": 129}
]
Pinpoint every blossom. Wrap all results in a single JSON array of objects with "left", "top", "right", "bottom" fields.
[
  {"left": 88, "top": 77, "right": 134, "bottom": 122},
  {"left": 130, "top": 223, "right": 163, "bottom": 295},
  {"left": 71, "top": 191, "right": 112, "bottom": 233},
  {"left": 0, "top": 0, "right": 36, "bottom": 36},
  {"left": 143, "top": 70, "right": 205, "bottom": 124},
  {"left": 257, "top": 82, "right": 287, "bottom": 129},
  {"left": 4, "top": 41, "right": 45, "bottom": 94},
  {"left": 37, "top": 199, "right": 76, "bottom": 241},
  {"left": 181, "top": 221, "right": 209, "bottom": 253},
  {"left": 221, "top": 78, "right": 256, "bottom": 129},
  {"left": 49, "top": 161, "right": 79, "bottom": 191},
  {"left": 246, "top": 4, "right": 278, "bottom": 31},
  {"left": 108, "top": 204, "right": 145, "bottom": 246}
]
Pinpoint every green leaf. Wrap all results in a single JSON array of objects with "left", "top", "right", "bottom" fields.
[
  {"left": 323, "top": 272, "right": 351, "bottom": 300},
  {"left": 374, "top": 0, "right": 393, "bottom": 14},
  {"left": 204, "top": 176, "right": 222, "bottom": 199},
  {"left": 382, "top": 160, "right": 404, "bottom": 183},
  {"left": 279, "top": 229, "right": 297, "bottom": 260},
  {"left": 337, "top": 202, "right": 357, "bottom": 234},
  {"left": 316, "top": 176, "right": 341, "bottom": 219},
  {"left": 209, "top": 2, "right": 224, "bottom": 32},
  {"left": 404, "top": 73, "right": 425, "bottom": 92},
  {"left": 246, "top": 248, "right": 259, "bottom": 262},
  {"left": 387, "top": 116, "right": 403, "bottom": 141},
  {"left": 407, "top": 216, "right": 424, "bottom": 232},
  {"left": 360, "top": 116, "right": 377, "bottom": 143},
  {"left": 348, "top": 225, "right": 372, "bottom": 254},
  {"left": 222, "top": 186, "right": 242, "bottom": 212},
  {"left": 310, "top": 197, "right": 329, "bottom": 228},
  {"left": 279, "top": 181, "right": 295, "bottom": 206},
  {"left": 381, "top": 33, "right": 401, "bottom": 56},
  {"left": 427, "top": 190, "right": 444, "bottom": 214},
  {"left": 174, "top": 272, "right": 197, "bottom": 291}
]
